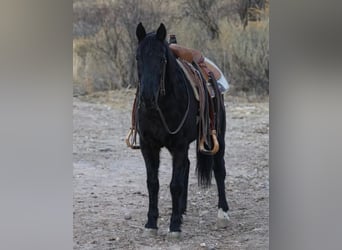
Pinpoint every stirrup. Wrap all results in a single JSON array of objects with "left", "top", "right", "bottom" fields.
[
  {"left": 199, "top": 129, "right": 219, "bottom": 155},
  {"left": 125, "top": 128, "right": 140, "bottom": 149}
]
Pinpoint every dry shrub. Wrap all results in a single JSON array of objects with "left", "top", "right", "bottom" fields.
[
  {"left": 74, "top": 37, "right": 116, "bottom": 95},
  {"left": 172, "top": 18, "right": 269, "bottom": 96},
  {"left": 73, "top": 0, "right": 269, "bottom": 96},
  {"left": 73, "top": 0, "right": 168, "bottom": 94},
  {"left": 223, "top": 20, "right": 269, "bottom": 95}
]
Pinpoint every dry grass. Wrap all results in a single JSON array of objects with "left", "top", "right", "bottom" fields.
[{"left": 225, "top": 19, "right": 269, "bottom": 95}]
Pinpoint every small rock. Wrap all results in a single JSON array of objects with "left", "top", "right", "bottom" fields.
[
  {"left": 99, "top": 148, "right": 112, "bottom": 152},
  {"left": 200, "top": 242, "right": 206, "bottom": 247},
  {"left": 256, "top": 196, "right": 265, "bottom": 202},
  {"left": 199, "top": 210, "right": 209, "bottom": 216},
  {"left": 124, "top": 214, "right": 132, "bottom": 220}
]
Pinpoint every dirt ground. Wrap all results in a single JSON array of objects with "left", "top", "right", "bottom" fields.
[{"left": 73, "top": 90, "right": 269, "bottom": 250}]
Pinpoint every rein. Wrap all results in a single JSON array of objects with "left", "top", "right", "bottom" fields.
[
  {"left": 155, "top": 58, "right": 190, "bottom": 135},
  {"left": 159, "top": 58, "right": 167, "bottom": 96}
]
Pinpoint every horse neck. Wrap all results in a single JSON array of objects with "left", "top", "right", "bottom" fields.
[{"left": 164, "top": 49, "right": 184, "bottom": 98}]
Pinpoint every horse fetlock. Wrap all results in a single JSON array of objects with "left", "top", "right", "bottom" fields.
[
  {"left": 145, "top": 219, "right": 158, "bottom": 229},
  {"left": 169, "top": 221, "right": 182, "bottom": 234},
  {"left": 180, "top": 207, "right": 187, "bottom": 216}
]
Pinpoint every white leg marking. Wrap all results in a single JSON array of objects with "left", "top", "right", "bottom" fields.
[
  {"left": 217, "top": 208, "right": 230, "bottom": 228},
  {"left": 167, "top": 231, "right": 183, "bottom": 239},
  {"left": 143, "top": 228, "right": 158, "bottom": 237}
]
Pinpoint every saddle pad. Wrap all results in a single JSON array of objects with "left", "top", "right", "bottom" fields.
[{"left": 176, "top": 59, "right": 200, "bottom": 101}]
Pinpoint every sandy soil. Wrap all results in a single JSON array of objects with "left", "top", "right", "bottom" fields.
[{"left": 73, "top": 90, "right": 269, "bottom": 250}]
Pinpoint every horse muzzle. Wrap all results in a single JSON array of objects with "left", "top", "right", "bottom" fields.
[
  {"left": 139, "top": 86, "right": 159, "bottom": 109},
  {"left": 139, "top": 96, "right": 157, "bottom": 110}
]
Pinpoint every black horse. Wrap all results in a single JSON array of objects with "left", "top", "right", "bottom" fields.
[{"left": 135, "top": 23, "right": 229, "bottom": 236}]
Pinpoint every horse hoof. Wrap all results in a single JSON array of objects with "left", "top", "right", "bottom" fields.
[
  {"left": 167, "top": 231, "right": 182, "bottom": 239},
  {"left": 143, "top": 228, "right": 158, "bottom": 237},
  {"left": 217, "top": 208, "right": 230, "bottom": 228}
]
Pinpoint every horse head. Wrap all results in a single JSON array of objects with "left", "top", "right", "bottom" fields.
[{"left": 136, "top": 23, "right": 168, "bottom": 109}]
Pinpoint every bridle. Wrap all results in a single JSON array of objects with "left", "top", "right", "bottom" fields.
[
  {"left": 159, "top": 57, "right": 167, "bottom": 96},
  {"left": 138, "top": 54, "right": 190, "bottom": 135}
]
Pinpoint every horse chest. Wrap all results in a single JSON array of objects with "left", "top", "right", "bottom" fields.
[{"left": 138, "top": 112, "right": 167, "bottom": 144}]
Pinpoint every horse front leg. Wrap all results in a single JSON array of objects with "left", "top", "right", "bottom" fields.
[
  {"left": 169, "top": 146, "right": 189, "bottom": 237},
  {"left": 140, "top": 142, "right": 160, "bottom": 234}
]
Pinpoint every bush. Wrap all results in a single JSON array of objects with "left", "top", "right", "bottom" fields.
[{"left": 226, "top": 20, "right": 269, "bottom": 95}]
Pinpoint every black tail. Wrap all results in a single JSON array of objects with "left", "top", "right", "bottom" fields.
[{"left": 196, "top": 141, "right": 214, "bottom": 187}]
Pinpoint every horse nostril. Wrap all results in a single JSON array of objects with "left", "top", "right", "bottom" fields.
[{"left": 140, "top": 96, "right": 156, "bottom": 109}]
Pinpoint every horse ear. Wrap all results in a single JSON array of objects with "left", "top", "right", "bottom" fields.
[
  {"left": 156, "top": 23, "right": 166, "bottom": 41},
  {"left": 136, "top": 22, "right": 146, "bottom": 43}
]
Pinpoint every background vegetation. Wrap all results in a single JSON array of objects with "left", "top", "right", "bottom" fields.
[{"left": 73, "top": 0, "right": 269, "bottom": 96}]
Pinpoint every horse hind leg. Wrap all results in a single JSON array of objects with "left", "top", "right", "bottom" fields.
[
  {"left": 213, "top": 157, "right": 230, "bottom": 228},
  {"left": 213, "top": 135, "right": 230, "bottom": 228}
]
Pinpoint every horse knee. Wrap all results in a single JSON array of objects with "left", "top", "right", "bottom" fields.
[{"left": 170, "top": 180, "right": 183, "bottom": 196}]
